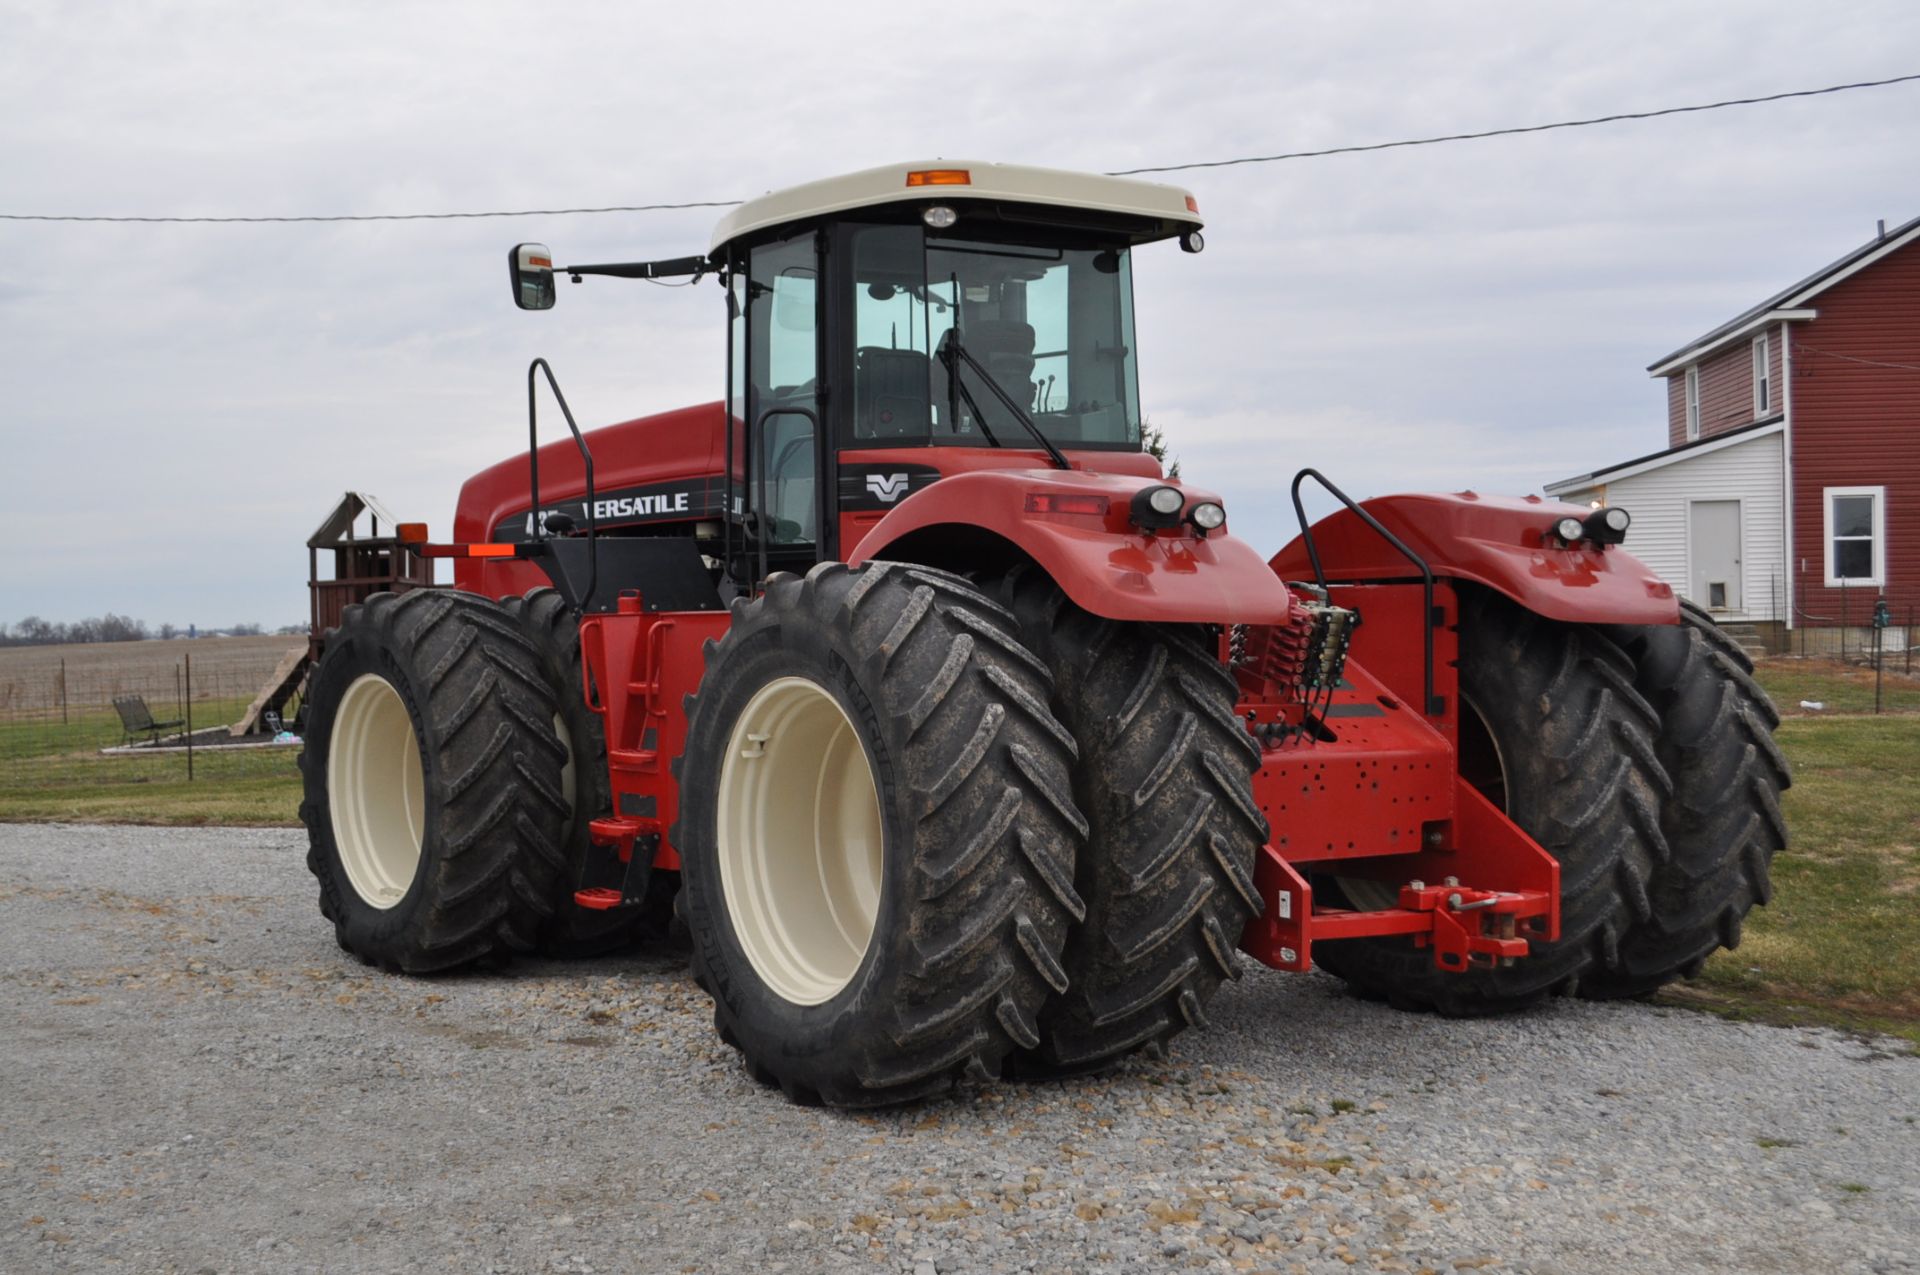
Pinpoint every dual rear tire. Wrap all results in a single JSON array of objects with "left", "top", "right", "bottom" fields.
[{"left": 1313, "top": 589, "right": 1788, "bottom": 1012}]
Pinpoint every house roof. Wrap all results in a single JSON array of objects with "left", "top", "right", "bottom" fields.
[
  {"left": 1543, "top": 416, "right": 1783, "bottom": 496},
  {"left": 1647, "top": 212, "right": 1920, "bottom": 376}
]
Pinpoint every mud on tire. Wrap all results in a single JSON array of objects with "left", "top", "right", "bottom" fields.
[
  {"left": 673, "top": 562, "right": 1087, "bottom": 1107},
  {"left": 1002, "top": 567, "right": 1266, "bottom": 1071},
  {"left": 1584, "top": 601, "right": 1790, "bottom": 996},
  {"left": 1312, "top": 587, "right": 1673, "bottom": 1014},
  {"left": 299, "top": 589, "right": 571, "bottom": 973}
]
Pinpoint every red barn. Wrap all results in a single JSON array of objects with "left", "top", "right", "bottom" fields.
[{"left": 1547, "top": 214, "right": 1920, "bottom": 654}]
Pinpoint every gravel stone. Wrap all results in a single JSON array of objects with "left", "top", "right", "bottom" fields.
[{"left": 1, "top": 823, "right": 1916, "bottom": 1274}]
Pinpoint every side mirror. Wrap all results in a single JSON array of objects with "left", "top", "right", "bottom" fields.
[{"left": 509, "top": 243, "right": 556, "bottom": 311}]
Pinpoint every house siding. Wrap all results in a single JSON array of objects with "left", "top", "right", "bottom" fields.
[
  {"left": 1557, "top": 431, "right": 1786, "bottom": 622},
  {"left": 1788, "top": 236, "right": 1920, "bottom": 627},
  {"left": 1666, "top": 338, "right": 1780, "bottom": 447}
]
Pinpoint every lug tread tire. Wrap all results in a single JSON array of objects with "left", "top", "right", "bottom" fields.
[
  {"left": 299, "top": 589, "right": 569, "bottom": 973},
  {"left": 673, "top": 562, "right": 1086, "bottom": 1107},
  {"left": 1312, "top": 588, "right": 1672, "bottom": 1015},
  {"left": 1002, "top": 567, "right": 1266, "bottom": 1071},
  {"left": 1584, "top": 601, "right": 1791, "bottom": 996}
]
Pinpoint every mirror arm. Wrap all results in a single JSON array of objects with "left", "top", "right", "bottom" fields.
[{"left": 562, "top": 255, "right": 710, "bottom": 283}]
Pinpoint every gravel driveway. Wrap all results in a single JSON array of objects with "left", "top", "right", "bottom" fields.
[{"left": 2, "top": 823, "right": 1914, "bottom": 1275}]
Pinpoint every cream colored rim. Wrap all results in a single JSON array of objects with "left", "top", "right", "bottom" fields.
[
  {"left": 328, "top": 672, "right": 426, "bottom": 910},
  {"left": 716, "top": 676, "right": 884, "bottom": 1006},
  {"left": 1337, "top": 694, "right": 1509, "bottom": 912}
]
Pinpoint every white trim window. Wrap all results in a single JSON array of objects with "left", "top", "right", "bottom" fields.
[
  {"left": 1823, "top": 486, "right": 1886, "bottom": 587},
  {"left": 1752, "top": 332, "right": 1771, "bottom": 415},
  {"left": 1685, "top": 365, "right": 1701, "bottom": 440}
]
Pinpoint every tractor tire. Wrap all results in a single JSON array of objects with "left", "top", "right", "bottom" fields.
[
  {"left": 1581, "top": 601, "right": 1790, "bottom": 996},
  {"left": 673, "top": 562, "right": 1087, "bottom": 1106},
  {"left": 502, "top": 587, "right": 661, "bottom": 957},
  {"left": 1312, "top": 587, "right": 1672, "bottom": 1014},
  {"left": 1001, "top": 567, "right": 1266, "bottom": 1072},
  {"left": 299, "top": 589, "right": 570, "bottom": 973}
]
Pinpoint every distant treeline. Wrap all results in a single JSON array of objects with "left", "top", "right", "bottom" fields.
[{"left": 0, "top": 616, "right": 305, "bottom": 647}]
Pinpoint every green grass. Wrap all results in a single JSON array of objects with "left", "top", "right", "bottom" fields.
[
  {"left": 0, "top": 696, "right": 303, "bottom": 825},
  {"left": 1752, "top": 656, "right": 1920, "bottom": 716},
  {"left": 1666, "top": 709, "right": 1920, "bottom": 1047}
]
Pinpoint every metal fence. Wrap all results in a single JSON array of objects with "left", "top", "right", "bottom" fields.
[{"left": 0, "top": 639, "right": 306, "bottom": 791}]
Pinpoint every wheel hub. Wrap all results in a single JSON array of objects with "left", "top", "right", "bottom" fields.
[{"left": 716, "top": 676, "right": 884, "bottom": 1006}]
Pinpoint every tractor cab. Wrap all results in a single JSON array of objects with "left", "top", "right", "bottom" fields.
[{"left": 508, "top": 161, "right": 1204, "bottom": 586}]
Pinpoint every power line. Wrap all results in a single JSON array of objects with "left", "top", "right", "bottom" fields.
[
  {"left": 1795, "top": 341, "right": 1920, "bottom": 374},
  {"left": 3, "top": 72, "right": 1914, "bottom": 224},
  {"left": 0, "top": 199, "right": 744, "bottom": 225},
  {"left": 1106, "top": 72, "right": 1920, "bottom": 175}
]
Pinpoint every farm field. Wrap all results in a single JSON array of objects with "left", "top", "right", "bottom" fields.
[{"left": 0, "top": 633, "right": 301, "bottom": 718}]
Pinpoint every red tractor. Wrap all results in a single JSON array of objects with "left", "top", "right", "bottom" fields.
[{"left": 301, "top": 161, "right": 1788, "bottom": 1105}]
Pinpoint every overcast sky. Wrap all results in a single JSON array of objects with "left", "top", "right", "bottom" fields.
[{"left": 2, "top": 1, "right": 1915, "bottom": 628}]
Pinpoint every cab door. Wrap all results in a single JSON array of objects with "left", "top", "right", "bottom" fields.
[{"left": 734, "top": 233, "right": 826, "bottom": 583}]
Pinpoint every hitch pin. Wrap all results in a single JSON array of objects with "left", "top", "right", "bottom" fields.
[{"left": 1448, "top": 891, "right": 1503, "bottom": 912}]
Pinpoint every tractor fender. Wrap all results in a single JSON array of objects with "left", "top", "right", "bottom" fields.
[
  {"left": 1268, "top": 491, "right": 1680, "bottom": 626},
  {"left": 849, "top": 468, "right": 1295, "bottom": 625}
]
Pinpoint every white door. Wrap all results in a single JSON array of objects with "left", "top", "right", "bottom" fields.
[{"left": 1690, "top": 500, "right": 1742, "bottom": 612}]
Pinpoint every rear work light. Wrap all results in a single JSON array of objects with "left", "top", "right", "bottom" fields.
[
  {"left": 906, "top": 169, "right": 971, "bottom": 187},
  {"left": 1025, "top": 493, "right": 1109, "bottom": 516}
]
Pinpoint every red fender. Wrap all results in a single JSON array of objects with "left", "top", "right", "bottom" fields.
[
  {"left": 1269, "top": 491, "right": 1679, "bottom": 626},
  {"left": 849, "top": 468, "right": 1294, "bottom": 625}
]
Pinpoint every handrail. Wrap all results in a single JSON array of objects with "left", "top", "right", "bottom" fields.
[
  {"left": 1289, "top": 468, "right": 1441, "bottom": 716},
  {"left": 527, "top": 358, "right": 597, "bottom": 611}
]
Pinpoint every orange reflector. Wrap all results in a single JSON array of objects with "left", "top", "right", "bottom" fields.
[
  {"left": 467, "top": 543, "right": 517, "bottom": 558},
  {"left": 1025, "top": 493, "right": 1110, "bottom": 517},
  {"left": 906, "top": 168, "right": 971, "bottom": 187},
  {"left": 397, "top": 522, "right": 428, "bottom": 544},
  {"left": 528, "top": 255, "right": 551, "bottom": 269},
  {"left": 1184, "top": 195, "right": 1199, "bottom": 214}
]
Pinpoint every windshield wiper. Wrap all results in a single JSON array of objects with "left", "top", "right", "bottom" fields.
[{"left": 935, "top": 330, "right": 1072, "bottom": 471}]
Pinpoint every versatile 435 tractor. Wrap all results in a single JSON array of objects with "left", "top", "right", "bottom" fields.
[{"left": 301, "top": 162, "right": 1788, "bottom": 1106}]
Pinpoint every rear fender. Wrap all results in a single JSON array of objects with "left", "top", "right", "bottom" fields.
[
  {"left": 850, "top": 468, "right": 1294, "bottom": 625},
  {"left": 1269, "top": 491, "right": 1679, "bottom": 626}
]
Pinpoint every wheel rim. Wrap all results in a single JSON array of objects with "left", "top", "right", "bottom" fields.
[
  {"left": 716, "top": 676, "right": 884, "bottom": 1006},
  {"left": 328, "top": 673, "right": 426, "bottom": 910},
  {"left": 1337, "top": 695, "right": 1510, "bottom": 912}
]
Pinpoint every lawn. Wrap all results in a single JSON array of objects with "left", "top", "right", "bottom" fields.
[{"left": 0, "top": 696, "right": 303, "bottom": 825}]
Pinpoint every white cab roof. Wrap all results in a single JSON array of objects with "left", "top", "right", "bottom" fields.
[{"left": 708, "top": 160, "right": 1202, "bottom": 255}]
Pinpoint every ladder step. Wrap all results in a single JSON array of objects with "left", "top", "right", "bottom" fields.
[{"left": 574, "top": 887, "right": 625, "bottom": 911}]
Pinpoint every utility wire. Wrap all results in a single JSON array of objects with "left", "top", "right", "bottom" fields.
[
  {"left": 1107, "top": 72, "right": 1920, "bottom": 175},
  {"left": 0, "top": 198, "right": 744, "bottom": 225},
  {"left": 3, "top": 72, "right": 1915, "bottom": 224},
  {"left": 1795, "top": 341, "right": 1920, "bottom": 374}
]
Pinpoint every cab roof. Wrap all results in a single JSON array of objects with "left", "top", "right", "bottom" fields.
[{"left": 708, "top": 160, "right": 1202, "bottom": 256}]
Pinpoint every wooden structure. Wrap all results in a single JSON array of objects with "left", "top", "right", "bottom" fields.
[
  {"left": 230, "top": 646, "right": 311, "bottom": 737},
  {"left": 308, "top": 492, "right": 436, "bottom": 660}
]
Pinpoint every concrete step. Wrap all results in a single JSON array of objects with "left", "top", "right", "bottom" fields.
[{"left": 1715, "top": 622, "right": 1768, "bottom": 657}]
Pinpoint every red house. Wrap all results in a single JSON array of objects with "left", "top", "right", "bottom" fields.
[{"left": 1547, "top": 214, "right": 1920, "bottom": 653}]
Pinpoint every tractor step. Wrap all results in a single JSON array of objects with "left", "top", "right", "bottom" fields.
[{"left": 573, "top": 816, "right": 660, "bottom": 911}]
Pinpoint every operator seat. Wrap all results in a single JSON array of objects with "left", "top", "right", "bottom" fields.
[
  {"left": 964, "top": 319, "right": 1036, "bottom": 403},
  {"left": 854, "top": 346, "right": 931, "bottom": 439}
]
